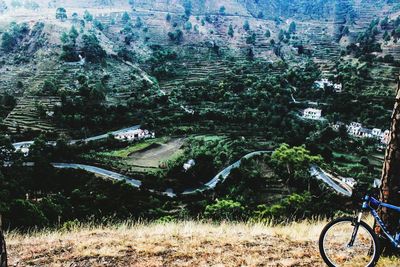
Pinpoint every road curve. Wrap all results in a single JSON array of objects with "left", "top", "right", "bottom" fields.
[
  {"left": 309, "top": 165, "right": 352, "bottom": 197},
  {"left": 12, "top": 126, "right": 352, "bottom": 198},
  {"left": 51, "top": 163, "right": 142, "bottom": 188},
  {"left": 182, "top": 151, "right": 271, "bottom": 195}
]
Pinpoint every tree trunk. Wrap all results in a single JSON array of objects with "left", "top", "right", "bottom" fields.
[{"left": 378, "top": 76, "right": 400, "bottom": 249}]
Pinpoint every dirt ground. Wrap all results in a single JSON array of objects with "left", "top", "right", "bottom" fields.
[
  {"left": 126, "top": 138, "right": 185, "bottom": 168},
  {"left": 6, "top": 221, "right": 400, "bottom": 267}
]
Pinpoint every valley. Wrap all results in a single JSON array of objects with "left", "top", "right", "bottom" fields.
[{"left": 0, "top": 0, "right": 398, "bottom": 249}]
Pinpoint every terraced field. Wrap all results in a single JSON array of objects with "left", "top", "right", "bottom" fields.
[
  {"left": 88, "top": 137, "right": 185, "bottom": 174},
  {"left": 2, "top": 95, "right": 65, "bottom": 134}
]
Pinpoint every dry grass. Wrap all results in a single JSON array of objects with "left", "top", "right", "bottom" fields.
[{"left": 5, "top": 220, "right": 400, "bottom": 267}]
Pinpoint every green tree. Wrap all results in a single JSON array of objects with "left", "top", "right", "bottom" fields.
[
  {"left": 288, "top": 21, "right": 296, "bottom": 33},
  {"left": 1, "top": 32, "right": 15, "bottom": 52},
  {"left": 380, "top": 16, "right": 389, "bottom": 30},
  {"left": 219, "top": 6, "right": 225, "bottom": 15},
  {"left": 56, "top": 7, "right": 67, "bottom": 21},
  {"left": 167, "top": 29, "right": 183, "bottom": 44},
  {"left": 42, "top": 79, "right": 57, "bottom": 94},
  {"left": 184, "top": 21, "right": 192, "bottom": 31},
  {"left": 71, "top": 12, "right": 79, "bottom": 23},
  {"left": 278, "top": 29, "right": 285, "bottom": 41},
  {"left": 243, "top": 20, "right": 250, "bottom": 31},
  {"left": 9, "top": 199, "right": 48, "bottom": 228},
  {"left": 93, "top": 19, "right": 104, "bottom": 31},
  {"left": 81, "top": 33, "right": 106, "bottom": 63},
  {"left": 135, "top": 17, "right": 143, "bottom": 28},
  {"left": 271, "top": 144, "right": 322, "bottom": 187},
  {"left": 121, "top": 11, "right": 131, "bottom": 24},
  {"left": 60, "top": 27, "right": 79, "bottom": 62},
  {"left": 253, "top": 192, "right": 313, "bottom": 221},
  {"left": 69, "top": 26, "right": 79, "bottom": 43},
  {"left": 0, "top": 135, "right": 14, "bottom": 162},
  {"left": 83, "top": 10, "right": 93, "bottom": 22},
  {"left": 204, "top": 199, "right": 245, "bottom": 220},
  {"left": 383, "top": 30, "right": 390, "bottom": 42},
  {"left": 265, "top": 29, "right": 271, "bottom": 38},
  {"left": 228, "top": 24, "right": 234, "bottom": 37},
  {"left": 246, "top": 33, "right": 256, "bottom": 44},
  {"left": 183, "top": 0, "right": 192, "bottom": 17},
  {"left": 166, "top": 13, "right": 171, "bottom": 21}
]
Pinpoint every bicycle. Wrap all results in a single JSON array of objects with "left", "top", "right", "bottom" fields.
[
  {"left": 0, "top": 230, "right": 6, "bottom": 267},
  {"left": 319, "top": 180, "right": 397, "bottom": 267}
]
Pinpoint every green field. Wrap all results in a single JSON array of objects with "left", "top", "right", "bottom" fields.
[{"left": 97, "top": 137, "right": 171, "bottom": 158}]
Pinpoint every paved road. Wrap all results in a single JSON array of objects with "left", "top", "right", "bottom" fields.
[
  {"left": 12, "top": 126, "right": 352, "bottom": 198},
  {"left": 12, "top": 125, "right": 141, "bottom": 150},
  {"left": 182, "top": 151, "right": 271, "bottom": 195},
  {"left": 51, "top": 163, "right": 142, "bottom": 188},
  {"left": 309, "top": 165, "right": 352, "bottom": 197}
]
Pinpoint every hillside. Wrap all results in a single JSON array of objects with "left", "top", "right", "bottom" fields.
[
  {"left": 1, "top": 0, "right": 400, "bottom": 138},
  {"left": 5, "top": 220, "right": 400, "bottom": 266},
  {"left": 1, "top": 1, "right": 400, "bottom": 262}
]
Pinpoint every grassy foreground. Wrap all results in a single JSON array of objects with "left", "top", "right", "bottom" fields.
[{"left": 6, "top": 220, "right": 400, "bottom": 266}]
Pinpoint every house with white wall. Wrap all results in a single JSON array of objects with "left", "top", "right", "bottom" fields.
[{"left": 303, "top": 108, "right": 322, "bottom": 120}]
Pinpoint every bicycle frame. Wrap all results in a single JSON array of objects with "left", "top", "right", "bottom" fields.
[{"left": 360, "top": 195, "right": 400, "bottom": 248}]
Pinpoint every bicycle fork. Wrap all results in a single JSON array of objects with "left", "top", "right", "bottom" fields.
[{"left": 348, "top": 212, "right": 363, "bottom": 247}]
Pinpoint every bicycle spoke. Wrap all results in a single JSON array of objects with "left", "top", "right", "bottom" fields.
[{"left": 322, "top": 220, "right": 376, "bottom": 267}]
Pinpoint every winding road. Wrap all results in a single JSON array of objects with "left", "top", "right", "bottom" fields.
[
  {"left": 12, "top": 125, "right": 141, "bottom": 151},
  {"left": 11, "top": 126, "right": 353, "bottom": 198}
]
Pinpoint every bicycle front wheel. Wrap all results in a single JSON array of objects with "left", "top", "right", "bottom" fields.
[{"left": 319, "top": 217, "right": 380, "bottom": 267}]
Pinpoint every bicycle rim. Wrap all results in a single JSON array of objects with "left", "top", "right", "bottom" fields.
[{"left": 322, "top": 220, "right": 376, "bottom": 267}]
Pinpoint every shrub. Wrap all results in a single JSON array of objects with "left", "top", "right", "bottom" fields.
[
  {"left": 253, "top": 192, "right": 313, "bottom": 221},
  {"left": 204, "top": 199, "right": 245, "bottom": 220}
]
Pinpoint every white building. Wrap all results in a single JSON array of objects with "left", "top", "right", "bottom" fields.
[
  {"left": 333, "top": 83, "right": 343, "bottom": 93},
  {"left": 114, "top": 129, "right": 155, "bottom": 141},
  {"left": 314, "top": 78, "right": 342, "bottom": 93},
  {"left": 347, "top": 122, "right": 362, "bottom": 136},
  {"left": 183, "top": 159, "right": 196, "bottom": 171},
  {"left": 372, "top": 128, "right": 382, "bottom": 137},
  {"left": 314, "top": 78, "right": 333, "bottom": 89},
  {"left": 303, "top": 108, "right": 322, "bottom": 120}
]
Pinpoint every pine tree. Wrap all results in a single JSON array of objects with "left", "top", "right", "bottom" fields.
[
  {"left": 83, "top": 10, "right": 93, "bottom": 22},
  {"left": 243, "top": 20, "right": 250, "bottom": 31},
  {"left": 228, "top": 25, "right": 234, "bottom": 37},
  {"left": 121, "top": 12, "right": 131, "bottom": 24},
  {"left": 288, "top": 21, "right": 296, "bottom": 34}
]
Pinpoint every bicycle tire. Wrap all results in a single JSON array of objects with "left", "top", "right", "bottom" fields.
[{"left": 319, "top": 217, "right": 380, "bottom": 267}]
